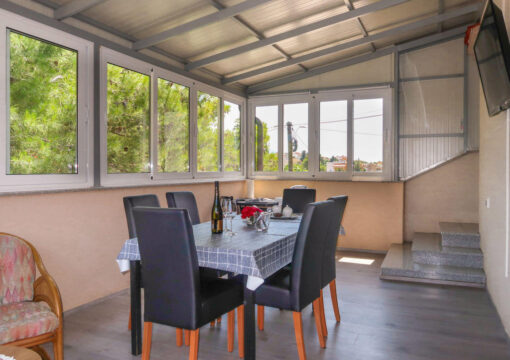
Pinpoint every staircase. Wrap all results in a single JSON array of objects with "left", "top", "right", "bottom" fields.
[{"left": 380, "top": 222, "right": 486, "bottom": 288}]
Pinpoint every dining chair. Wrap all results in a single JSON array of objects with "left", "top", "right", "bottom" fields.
[
  {"left": 316, "top": 195, "right": 348, "bottom": 338},
  {"left": 166, "top": 192, "right": 200, "bottom": 225},
  {"left": 166, "top": 191, "right": 228, "bottom": 311},
  {"left": 132, "top": 207, "right": 245, "bottom": 360},
  {"left": 254, "top": 200, "right": 336, "bottom": 360},
  {"left": 123, "top": 194, "right": 161, "bottom": 331},
  {"left": 282, "top": 188, "right": 316, "bottom": 213}
]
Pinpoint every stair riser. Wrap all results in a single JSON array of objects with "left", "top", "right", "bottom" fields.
[
  {"left": 441, "top": 234, "right": 480, "bottom": 249},
  {"left": 381, "top": 267, "right": 486, "bottom": 285},
  {"left": 413, "top": 252, "right": 483, "bottom": 269}
]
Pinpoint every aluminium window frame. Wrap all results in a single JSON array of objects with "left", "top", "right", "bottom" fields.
[
  {"left": 99, "top": 47, "right": 245, "bottom": 187},
  {"left": 248, "top": 87, "right": 393, "bottom": 181},
  {"left": 0, "top": 9, "right": 94, "bottom": 193}
]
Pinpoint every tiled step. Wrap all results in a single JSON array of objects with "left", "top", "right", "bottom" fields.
[
  {"left": 380, "top": 243, "right": 486, "bottom": 288},
  {"left": 440, "top": 222, "right": 480, "bottom": 249},
  {"left": 412, "top": 232, "right": 484, "bottom": 269}
]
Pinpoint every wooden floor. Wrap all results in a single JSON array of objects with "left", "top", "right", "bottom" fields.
[{"left": 50, "top": 252, "right": 510, "bottom": 359}]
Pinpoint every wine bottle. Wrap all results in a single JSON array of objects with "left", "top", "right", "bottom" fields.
[{"left": 211, "top": 181, "right": 223, "bottom": 234}]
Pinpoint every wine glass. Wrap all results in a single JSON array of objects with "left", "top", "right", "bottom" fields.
[{"left": 221, "top": 197, "right": 236, "bottom": 235}]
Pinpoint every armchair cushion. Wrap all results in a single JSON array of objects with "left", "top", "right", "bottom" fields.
[
  {"left": 0, "top": 301, "right": 58, "bottom": 344},
  {"left": 0, "top": 235, "right": 36, "bottom": 305}
]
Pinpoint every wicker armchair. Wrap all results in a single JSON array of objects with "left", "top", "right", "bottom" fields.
[{"left": 0, "top": 233, "right": 63, "bottom": 360}]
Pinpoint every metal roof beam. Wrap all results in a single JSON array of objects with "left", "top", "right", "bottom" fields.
[
  {"left": 205, "top": 0, "right": 308, "bottom": 72},
  {"left": 247, "top": 25, "right": 469, "bottom": 94},
  {"left": 226, "top": 3, "right": 480, "bottom": 85},
  {"left": 132, "top": 0, "right": 273, "bottom": 50},
  {"left": 186, "top": 0, "right": 410, "bottom": 71},
  {"left": 54, "top": 0, "right": 106, "bottom": 20},
  {"left": 344, "top": 0, "right": 376, "bottom": 52}
]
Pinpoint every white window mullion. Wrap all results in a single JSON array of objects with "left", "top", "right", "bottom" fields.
[
  {"left": 150, "top": 69, "right": 157, "bottom": 181},
  {"left": 347, "top": 98, "right": 354, "bottom": 176},
  {"left": 190, "top": 85, "right": 198, "bottom": 179}
]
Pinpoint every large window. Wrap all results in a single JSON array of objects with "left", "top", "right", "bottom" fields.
[
  {"left": 250, "top": 89, "right": 391, "bottom": 180},
  {"left": 157, "top": 79, "right": 190, "bottom": 173},
  {"left": 254, "top": 106, "right": 278, "bottom": 172},
  {"left": 100, "top": 48, "right": 244, "bottom": 186},
  {"left": 353, "top": 99, "right": 383, "bottom": 173},
  {"left": 319, "top": 100, "right": 348, "bottom": 173},
  {"left": 224, "top": 101, "right": 241, "bottom": 172},
  {"left": 106, "top": 64, "right": 150, "bottom": 174},
  {"left": 0, "top": 12, "right": 93, "bottom": 192},
  {"left": 283, "top": 103, "right": 308, "bottom": 172},
  {"left": 197, "top": 91, "right": 220, "bottom": 172}
]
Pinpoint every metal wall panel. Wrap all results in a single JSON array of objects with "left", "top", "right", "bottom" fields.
[{"left": 398, "top": 37, "right": 467, "bottom": 179}]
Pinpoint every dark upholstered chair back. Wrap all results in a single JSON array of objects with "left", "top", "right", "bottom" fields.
[
  {"left": 123, "top": 194, "right": 160, "bottom": 238},
  {"left": 166, "top": 191, "right": 201, "bottom": 225},
  {"left": 321, "top": 196, "right": 348, "bottom": 287},
  {"left": 290, "top": 200, "right": 336, "bottom": 311},
  {"left": 133, "top": 207, "right": 201, "bottom": 329},
  {"left": 282, "top": 188, "right": 316, "bottom": 213}
]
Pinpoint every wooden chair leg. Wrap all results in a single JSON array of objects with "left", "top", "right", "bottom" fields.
[
  {"left": 257, "top": 305, "right": 265, "bottom": 331},
  {"left": 217, "top": 316, "right": 222, "bottom": 325},
  {"left": 189, "top": 329, "right": 200, "bottom": 360},
  {"left": 210, "top": 321, "right": 216, "bottom": 327},
  {"left": 237, "top": 305, "right": 245, "bottom": 359},
  {"left": 128, "top": 310, "right": 132, "bottom": 330},
  {"left": 312, "top": 299, "right": 326, "bottom": 349},
  {"left": 52, "top": 328, "right": 63, "bottom": 360},
  {"left": 228, "top": 310, "right": 235, "bottom": 352},
  {"left": 176, "top": 328, "right": 183, "bottom": 347},
  {"left": 319, "top": 289, "right": 328, "bottom": 337},
  {"left": 329, "top": 279, "right": 341, "bottom": 322},
  {"left": 185, "top": 329, "right": 191, "bottom": 346},
  {"left": 292, "top": 312, "right": 307, "bottom": 360},
  {"left": 142, "top": 322, "right": 153, "bottom": 360}
]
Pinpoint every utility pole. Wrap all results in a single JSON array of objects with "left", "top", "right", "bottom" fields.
[{"left": 287, "top": 121, "right": 293, "bottom": 172}]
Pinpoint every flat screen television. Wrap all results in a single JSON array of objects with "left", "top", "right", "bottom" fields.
[{"left": 475, "top": 0, "right": 510, "bottom": 116}]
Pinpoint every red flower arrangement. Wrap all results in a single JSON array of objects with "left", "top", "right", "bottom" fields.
[{"left": 241, "top": 206, "right": 262, "bottom": 219}]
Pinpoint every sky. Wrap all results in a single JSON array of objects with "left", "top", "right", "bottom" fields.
[{"left": 255, "top": 98, "right": 383, "bottom": 163}]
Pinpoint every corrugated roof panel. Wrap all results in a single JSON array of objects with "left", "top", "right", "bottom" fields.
[
  {"left": 276, "top": 19, "right": 362, "bottom": 56},
  {"left": 149, "top": 18, "right": 255, "bottom": 60},
  {"left": 201, "top": 46, "right": 286, "bottom": 76},
  {"left": 229, "top": 0, "right": 348, "bottom": 35},
  {"left": 298, "top": 43, "right": 374, "bottom": 69},
  {"left": 360, "top": 0, "right": 438, "bottom": 32},
  {"left": 236, "top": 66, "right": 303, "bottom": 87},
  {"left": 82, "top": 0, "right": 209, "bottom": 36},
  {"left": 372, "top": 24, "right": 437, "bottom": 49}
]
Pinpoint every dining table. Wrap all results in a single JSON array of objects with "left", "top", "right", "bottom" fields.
[{"left": 116, "top": 214, "right": 302, "bottom": 360}]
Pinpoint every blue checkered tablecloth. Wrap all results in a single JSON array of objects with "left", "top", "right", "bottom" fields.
[{"left": 117, "top": 217, "right": 301, "bottom": 280}]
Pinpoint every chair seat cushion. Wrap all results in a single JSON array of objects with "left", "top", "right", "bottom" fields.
[
  {"left": 254, "top": 269, "right": 292, "bottom": 310},
  {"left": 199, "top": 276, "right": 243, "bottom": 327},
  {"left": 0, "top": 301, "right": 58, "bottom": 344}
]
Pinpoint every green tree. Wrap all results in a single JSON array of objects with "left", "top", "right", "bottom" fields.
[{"left": 9, "top": 32, "right": 77, "bottom": 174}]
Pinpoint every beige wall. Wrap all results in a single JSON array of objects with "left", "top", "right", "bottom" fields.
[
  {"left": 254, "top": 180, "right": 404, "bottom": 252},
  {"left": 478, "top": 0, "right": 510, "bottom": 337},
  {"left": 404, "top": 152, "right": 479, "bottom": 241},
  {"left": 0, "top": 181, "right": 246, "bottom": 311}
]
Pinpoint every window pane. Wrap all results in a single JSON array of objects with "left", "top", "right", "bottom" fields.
[
  {"left": 107, "top": 64, "right": 150, "bottom": 174},
  {"left": 283, "top": 103, "right": 308, "bottom": 172},
  {"left": 254, "top": 106, "right": 278, "bottom": 172},
  {"left": 224, "top": 101, "right": 241, "bottom": 172},
  {"left": 353, "top": 98, "right": 383, "bottom": 172},
  {"left": 320, "top": 100, "right": 348, "bottom": 172},
  {"left": 9, "top": 32, "right": 77, "bottom": 175},
  {"left": 157, "top": 79, "right": 189, "bottom": 173},
  {"left": 197, "top": 91, "right": 220, "bottom": 172}
]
